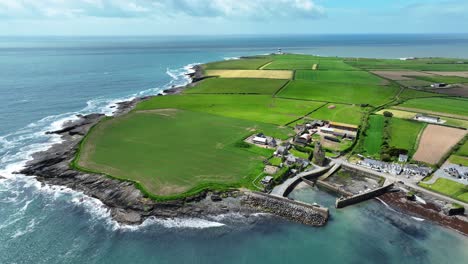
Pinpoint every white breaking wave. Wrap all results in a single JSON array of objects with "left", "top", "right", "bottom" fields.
[
  {"left": 0, "top": 63, "right": 229, "bottom": 231},
  {"left": 10, "top": 219, "right": 36, "bottom": 239},
  {"left": 411, "top": 216, "right": 425, "bottom": 222}
]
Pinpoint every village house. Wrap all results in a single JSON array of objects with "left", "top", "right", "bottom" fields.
[
  {"left": 253, "top": 136, "right": 268, "bottom": 145},
  {"left": 398, "top": 154, "right": 409, "bottom": 163},
  {"left": 294, "top": 133, "right": 312, "bottom": 145},
  {"left": 261, "top": 176, "right": 274, "bottom": 185},
  {"left": 275, "top": 145, "right": 289, "bottom": 157},
  {"left": 402, "top": 164, "right": 432, "bottom": 177},
  {"left": 414, "top": 113, "right": 441, "bottom": 123}
]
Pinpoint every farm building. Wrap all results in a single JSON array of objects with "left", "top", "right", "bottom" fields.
[
  {"left": 329, "top": 122, "right": 359, "bottom": 132},
  {"left": 253, "top": 136, "right": 268, "bottom": 145},
  {"left": 414, "top": 113, "right": 440, "bottom": 123},
  {"left": 320, "top": 127, "right": 335, "bottom": 134},
  {"left": 268, "top": 138, "right": 277, "bottom": 148},
  {"left": 430, "top": 83, "right": 447, "bottom": 88},
  {"left": 325, "top": 135, "right": 340, "bottom": 142}
]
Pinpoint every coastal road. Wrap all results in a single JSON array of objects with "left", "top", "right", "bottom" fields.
[{"left": 334, "top": 159, "right": 468, "bottom": 209}]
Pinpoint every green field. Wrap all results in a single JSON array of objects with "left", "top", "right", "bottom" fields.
[
  {"left": 307, "top": 103, "right": 365, "bottom": 125},
  {"left": 185, "top": 78, "right": 288, "bottom": 95},
  {"left": 398, "top": 97, "right": 468, "bottom": 116},
  {"left": 388, "top": 118, "right": 425, "bottom": 155},
  {"left": 399, "top": 88, "right": 446, "bottom": 99},
  {"left": 277, "top": 80, "right": 398, "bottom": 105},
  {"left": 294, "top": 70, "right": 385, "bottom": 85},
  {"left": 346, "top": 58, "right": 468, "bottom": 71},
  {"left": 406, "top": 75, "right": 468, "bottom": 84},
  {"left": 264, "top": 59, "right": 318, "bottom": 70},
  {"left": 76, "top": 109, "right": 292, "bottom": 198},
  {"left": 203, "top": 57, "right": 271, "bottom": 70},
  {"left": 456, "top": 140, "right": 468, "bottom": 156},
  {"left": 419, "top": 178, "right": 468, "bottom": 203},
  {"left": 448, "top": 155, "right": 468, "bottom": 166},
  {"left": 136, "top": 94, "right": 325, "bottom": 126},
  {"left": 363, "top": 115, "right": 385, "bottom": 155}
]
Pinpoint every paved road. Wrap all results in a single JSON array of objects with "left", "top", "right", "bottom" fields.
[{"left": 334, "top": 158, "right": 468, "bottom": 208}]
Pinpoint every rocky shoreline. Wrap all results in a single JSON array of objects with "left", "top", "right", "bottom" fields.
[
  {"left": 380, "top": 191, "right": 468, "bottom": 236},
  {"left": 16, "top": 64, "right": 327, "bottom": 227}
]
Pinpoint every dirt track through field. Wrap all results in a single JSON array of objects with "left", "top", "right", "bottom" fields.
[{"left": 413, "top": 125, "right": 467, "bottom": 164}]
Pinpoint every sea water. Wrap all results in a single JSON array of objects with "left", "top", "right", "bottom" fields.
[{"left": 1, "top": 35, "right": 467, "bottom": 264}]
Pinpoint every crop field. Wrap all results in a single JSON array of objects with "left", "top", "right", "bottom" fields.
[
  {"left": 203, "top": 57, "right": 271, "bottom": 70},
  {"left": 264, "top": 59, "right": 319, "bottom": 70},
  {"left": 277, "top": 80, "right": 398, "bottom": 105},
  {"left": 370, "top": 70, "right": 435, "bottom": 81},
  {"left": 412, "top": 125, "right": 467, "bottom": 164},
  {"left": 363, "top": 115, "right": 384, "bottom": 155},
  {"left": 407, "top": 75, "right": 468, "bottom": 84},
  {"left": 307, "top": 103, "right": 365, "bottom": 125},
  {"left": 397, "top": 97, "right": 468, "bottom": 117},
  {"left": 347, "top": 58, "right": 468, "bottom": 71},
  {"left": 185, "top": 78, "right": 288, "bottom": 95},
  {"left": 294, "top": 70, "right": 385, "bottom": 84},
  {"left": 76, "top": 109, "right": 292, "bottom": 197},
  {"left": 204, "top": 70, "right": 293, "bottom": 79},
  {"left": 388, "top": 118, "right": 424, "bottom": 155},
  {"left": 398, "top": 88, "right": 447, "bottom": 99},
  {"left": 136, "top": 94, "right": 325, "bottom": 126},
  {"left": 426, "top": 71, "right": 468, "bottom": 78},
  {"left": 419, "top": 178, "right": 468, "bottom": 203}
]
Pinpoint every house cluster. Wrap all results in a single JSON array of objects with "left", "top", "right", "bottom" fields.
[
  {"left": 414, "top": 113, "right": 443, "bottom": 124},
  {"left": 273, "top": 143, "right": 310, "bottom": 169},
  {"left": 399, "top": 57, "right": 416, "bottom": 61},
  {"left": 444, "top": 165, "right": 468, "bottom": 181},
  {"left": 359, "top": 158, "right": 432, "bottom": 177},
  {"left": 294, "top": 120, "right": 357, "bottom": 145}
]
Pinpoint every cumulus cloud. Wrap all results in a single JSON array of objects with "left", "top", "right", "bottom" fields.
[{"left": 0, "top": 0, "right": 325, "bottom": 19}]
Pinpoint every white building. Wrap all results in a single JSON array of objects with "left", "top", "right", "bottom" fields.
[
  {"left": 253, "top": 136, "right": 267, "bottom": 145},
  {"left": 414, "top": 113, "right": 441, "bottom": 123}
]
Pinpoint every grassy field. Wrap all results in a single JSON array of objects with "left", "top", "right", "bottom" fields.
[
  {"left": 448, "top": 155, "right": 468, "bottom": 166},
  {"left": 419, "top": 178, "right": 468, "bottom": 203},
  {"left": 76, "top": 109, "right": 292, "bottom": 198},
  {"left": 294, "top": 70, "right": 385, "bottom": 85},
  {"left": 307, "top": 103, "right": 365, "bottom": 125},
  {"left": 376, "top": 109, "right": 468, "bottom": 128},
  {"left": 203, "top": 57, "right": 271, "bottom": 70},
  {"left": 405, "top": 75, "right": 468, "bottom": 84},
  {"left": 277, "top": 80, "right": 399, "bottom": 105},
  {"left": 456, "top": 140, "right": 468, "bottom": 156},
  {"left": 136, "top": 94, "right": 325, "bottom": 126},
  {"left": 204, "top": 70, "right": 293, "bottom": 79},
  {"left": 185, "top": 78, "right": 288, "bottom": 95},
  {"left": 363, "top": 115, "right": 385, "bottom": 156},
  {"left": 264, "top": 59, "right": 318, "bottom": 70},
  {"left": 388, "top": 118, "right": 425, "bottom": 155},
  {"left": 398, "top": 97, "right": 468, "bottom": 116},
  {"left": 346, "top": 58, "right": 468, "bottom": 71},
  {"left": 398, "top": 88, "right": 446, "bottom": 99}
]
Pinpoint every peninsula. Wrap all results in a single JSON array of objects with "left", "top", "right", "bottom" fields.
[{"left": 19, "top": 53, "right": 468, "bottom": 234}]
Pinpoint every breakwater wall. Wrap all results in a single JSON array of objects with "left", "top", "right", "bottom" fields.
[
  {"left": 243, "top": 192, "right": 329, "bottom": 226},
  {"left": 335, "top": 183, "right": 394, "bottom": 208},
  {"left": 341, "top": 164, "right": 385, "bottom": 181}
]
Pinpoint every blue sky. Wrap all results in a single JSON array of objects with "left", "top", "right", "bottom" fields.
[{"left": 0, "top": 0, "right": 467, "bottom": 35}]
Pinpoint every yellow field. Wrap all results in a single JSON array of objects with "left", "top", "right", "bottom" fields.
[
  {"left": 205, "top": 70, "right": 293, "bottom": 79},
  {"left": 376, "top": 109, "right": 416, "bottom": 119}
]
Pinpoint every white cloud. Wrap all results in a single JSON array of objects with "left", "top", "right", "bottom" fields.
[{"left": 0, "top": 0, "right": 325, "bottom": 19}]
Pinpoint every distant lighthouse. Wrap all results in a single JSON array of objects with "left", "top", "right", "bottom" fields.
[{"left": 277, "top": 48, "right": 283, "bottom": 55}]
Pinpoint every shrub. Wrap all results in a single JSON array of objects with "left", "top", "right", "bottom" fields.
[{"left": 383, "top": 111, "right": 393, "bottom": 118}]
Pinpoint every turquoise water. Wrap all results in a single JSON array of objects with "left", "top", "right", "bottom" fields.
[{"left": 1, "top": 35, "right": 467, "bottom": 263}]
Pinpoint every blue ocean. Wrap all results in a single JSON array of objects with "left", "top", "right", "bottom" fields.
[{"left": 1, "top": 35, "right": 467, "bottom": 264}]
